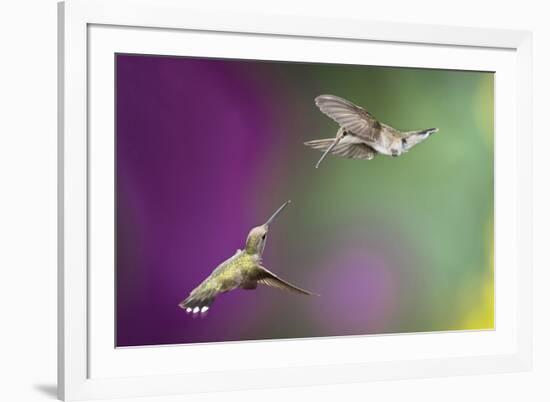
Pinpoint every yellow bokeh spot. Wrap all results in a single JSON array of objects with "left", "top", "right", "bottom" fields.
[{"left": 458, "top": 219, "right": 494, "bottom": 329}]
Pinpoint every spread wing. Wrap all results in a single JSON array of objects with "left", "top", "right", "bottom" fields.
[
  {"left": 256, "top": 266, "right": 316, "bottom": 296},
  {"left": 304, "top": 138, "right": 376, "bottom": 160},
  {"left": 315, "top": 94, "right": 382, "bottom": 142}
]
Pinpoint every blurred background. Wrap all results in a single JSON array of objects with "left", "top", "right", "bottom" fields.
[{"left": 116, "top": 54, "right": 493, "bottom": 347}]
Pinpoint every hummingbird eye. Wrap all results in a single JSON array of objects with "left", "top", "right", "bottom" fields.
[{"left": 261, "top": 234, "right": 266, "bottom": 240}]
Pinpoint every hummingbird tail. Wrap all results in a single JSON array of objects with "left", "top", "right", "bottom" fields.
[
  {"left": 179, "top": 291, "right": 216, "bottom": 315},
  {"left": 307, "top": 127, "right": 346, "bottom": 168},
  {"left": 304, "top": 138, "right": 376, "bottom": 161},
  {"left": 304, "top": 138, "right": 338, "bottom": 150},
  {"left": 304, "top": 138, "right": 342, "bottom": 167}
]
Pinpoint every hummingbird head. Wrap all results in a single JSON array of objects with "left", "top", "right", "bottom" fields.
[
  {"left": 245, "top": 200, "right": 291, "bottom": 256},
  {"left": 401, "top": 128, "right": 439, "bottom": 152}
]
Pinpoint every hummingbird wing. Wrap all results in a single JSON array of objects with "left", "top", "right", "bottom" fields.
[
  {"left": 255, "top": 266, "right": 316, "bottom": 296},
  {"left": 315, "top": 94, "right": 382, "bottom": 143},
  {"left": 304, "top": 138, "right": 376, "bottom": 160}
]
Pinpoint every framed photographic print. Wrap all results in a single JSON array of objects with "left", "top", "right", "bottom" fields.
[{"left": 58, "top": 0, "right": 533, "bottom": 400}]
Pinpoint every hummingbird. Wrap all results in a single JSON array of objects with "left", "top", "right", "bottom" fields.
[
  {"left": 178, "top": 200, "right": 316, "bottom": 315},
  {"left": 304, "top": 94, "right": 439, "bottom": 168}
]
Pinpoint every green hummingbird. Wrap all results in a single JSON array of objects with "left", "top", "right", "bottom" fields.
[
  {"left": 179, "top": 200, "right": 316, "bottom": 315},
  {"left": 305, "top": 94, "right": 439, "bottom": 168}
]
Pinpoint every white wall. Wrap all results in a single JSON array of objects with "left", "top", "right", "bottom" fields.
[{"left": 0, "top": 0, "right": 547, "bottom": 401}]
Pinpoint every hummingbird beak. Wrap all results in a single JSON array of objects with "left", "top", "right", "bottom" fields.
[
  {"left": 265, "top": 200, "right": 291, "bottom": 226},
  {"left": 315, "top": 127, "right": 345, "bottom": 169},
  {"left": 423, "top": 128, "right": 439, "bottom": 136}
]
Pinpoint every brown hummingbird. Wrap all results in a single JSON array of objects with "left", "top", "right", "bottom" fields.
[
  {"left": 305, "top": 94, "right": 439, "bottom": 168},
  {"left": 179, "top": 200, "right": 316, "bottom": 315}
]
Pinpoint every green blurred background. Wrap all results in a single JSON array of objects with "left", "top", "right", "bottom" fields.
[
  {"left": 277, "top": 65, "right": 494, "bottom": 334},
  {"left": 257, "top": 64, "right": 494, "bottom": 335}
]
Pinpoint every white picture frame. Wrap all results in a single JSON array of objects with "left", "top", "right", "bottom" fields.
[{"left": 58, "top": 0, "right": 533, "bottom": 400}]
